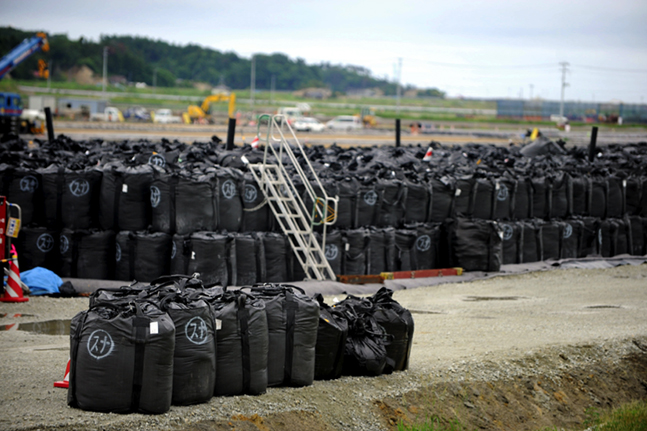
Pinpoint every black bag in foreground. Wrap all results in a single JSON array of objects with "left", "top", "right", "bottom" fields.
[
  {"left": 67, "top": 300, "right": 175, "bottom": 414},
  {"left": 158, "top": 288, "right": 216, "bottom": 406},
  {"left": 314, "top": 294, "right": 348, "bottom": 380},
  {"left": 210, "top": 289, "right": 269, "bottom": 396},
  {"left": 370, "top": 287, "right": 414, "bottom": 373},
  {"left": 336, "top": 295, "right": 389, "bottom": 377},
  {"left": 250, "top": 284, "right": 319, "bottom": 387}
]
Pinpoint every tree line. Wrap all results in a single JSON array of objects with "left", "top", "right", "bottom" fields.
[{"left": 0, "top": 27, "right": 445, "bottom": 97}]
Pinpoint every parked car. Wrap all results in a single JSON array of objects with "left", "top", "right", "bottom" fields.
[
  {"left": 293, "top": 117, "right": 325, "bottom": 132},
  {"left": 326, "top": 115, "right": 363, "bottom": 131},
  {"left": 123, "top": 106, "right": 150, "bottom": 122},
  {"left": 90, "top": 107, "right": 124, "bottom": 122},
  {"left": 152, "top": 109, "right": 182, "bottom": 124}
]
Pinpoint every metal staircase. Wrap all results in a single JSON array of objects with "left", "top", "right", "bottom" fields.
[{"left": 244, "top": 114, "right": 338, "bottom": 281}]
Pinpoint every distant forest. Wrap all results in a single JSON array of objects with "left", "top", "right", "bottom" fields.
[{"left": 0, "top": 27, "right": 445, "bottom": 97}]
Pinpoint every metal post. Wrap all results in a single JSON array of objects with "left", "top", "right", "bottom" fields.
[
  {"left": 250, "top": 55, "right": 256, "bottom": 110},
  {"left": 559, "top": 62, "right": 569, "bottom": 117},
  {"left": 102, "top": 47, "right": 108, "bottom": 94},
  {"left": 44, "top": 107, "right": 54, "bottom": 142},
  {"left": 395, "top": 119, "right": 401, "bottom": 147},
  {"left": 588, "top": 126, "right": 598, "bottom": 162},
  {"left": 226, "top": 118, "right": 236, "bottom": 150}
]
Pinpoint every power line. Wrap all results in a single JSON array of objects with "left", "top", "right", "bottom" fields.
[
  {"left": 403, "top": 58, "right": 556, "bottom": 69},
  {"left": 572, "top": 64, "right": 647, "bottom": 74}
]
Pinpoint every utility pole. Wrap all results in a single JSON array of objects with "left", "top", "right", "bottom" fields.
[
  {"left": 102, "top": 46, "right": 108, "bottom": 94},
  {"left": 250, "top": 55, "right": 256, "bottom": 110},
  {"left": 559, "top": 62, "right": 570, "bottom": 117},
  {"left": 396, "top": 57, "right": 402, "bottom": 115},
  {"left": 270, "top": 74, "right": 276, "bottom": 105},
  {"left": 529, "top": 84, "right": 534, "bottom": 100}
]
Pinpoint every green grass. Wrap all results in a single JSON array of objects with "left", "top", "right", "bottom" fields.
[{"left": 585, "top": 400, "right": 647, "bottom": 431}]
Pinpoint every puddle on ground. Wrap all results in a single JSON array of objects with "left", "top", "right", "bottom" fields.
[
  {"left": 585, "top": 305, "right": 623, "bottom": 309},
  {"left": 463, "top": 296, "right": 524, "bottom": 302},
  {"left": 1, "top": 319, "right": 70, "bottom": 335}
]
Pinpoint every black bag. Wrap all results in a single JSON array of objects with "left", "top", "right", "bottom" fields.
[
  {"left": 158, "top": 289, "right": 216, "bottom": 406},
  {"left": 342, "top": 228, "right": 368, "bottom": 275},
  {"left": 370, "top": 287, "right": 414, "bottom": 373},
  {"left": 99, "top": 162, "right": 154, "bottom": 232},
  {"left": 171, "top": 232, "right": 228, "bottom": 287},
  {"left": 336, "top": 296, "right": 389, "bottom": 377},
  {"left": 0, "top": 164, "right": 43, "bottom": 226},
  {"left": 68, "top": 300, "right": 175, "bottom": 414},
  {"left": 115, "top": 231, "right": 172, "bottom": 282},
  {"left": 448, "top": 217, "right": 502, "bottom": 272},
  {"left": 314, "top": 294, "right": 348, "bottom": 380},
  {"left": 215, "top": 167, "right": 244, "bottom": 232},
  {"left": 16, "top": 226, "right": 59, "bottom": 271},
  {"left": 241, "top": 172, "right": 270, "bottom": 232},
  {"left": 520, "top": 220, "right": 540, "bottom": 263},
  {"left": 40, "top": 165, "right": 102, "bottom": 229},
  {"left": 253, "top": 232, "right": 289, "bottom": 283},
  {"left": 228, "top": 233, "right": 257, "bottom": 286},
  {"left": 210, "top": 290, "right": 269, "bottom": 396},
  {"left": 499, "top": 221, "right": 522, "bottom": 265},
  {"left": 429, "top": 177, "right": 455, "bottom": 223},
  {"left": 59, "top": 229, "right": 115, "bottom": 279},
  {"left": 250, "top": 284, "right": 319, "bottom": 387}
]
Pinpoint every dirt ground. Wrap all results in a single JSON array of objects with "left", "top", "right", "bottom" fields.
[{"left": 1, "top": 263, "right": 646, "bottom": 431}]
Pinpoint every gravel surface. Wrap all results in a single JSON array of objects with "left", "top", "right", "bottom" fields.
[{"left": 1, "top": 263, "right": 646, "bottom": 430}]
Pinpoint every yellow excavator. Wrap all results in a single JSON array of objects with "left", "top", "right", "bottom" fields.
[
  {"left": 360, "top": 107, "right": 377, "bottom": 127},
  {"left": 183, "top": 93, "right": 236, "bottom": 124}
]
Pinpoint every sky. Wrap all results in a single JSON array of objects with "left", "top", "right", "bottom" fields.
[{"left": 2, "top": 0, "right": 647, "bottom": 103}]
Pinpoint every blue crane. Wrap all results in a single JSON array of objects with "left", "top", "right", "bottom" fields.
[{"left": 0, "top": 32, "right": 49, "bottom": 80}]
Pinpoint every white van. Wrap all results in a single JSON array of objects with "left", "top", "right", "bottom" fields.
[
  {"left": 277, "top": 107, "right": 303, "bottom": 124},
  {"left": 326, "top": 115, "right": 363, "bottom": 131}
]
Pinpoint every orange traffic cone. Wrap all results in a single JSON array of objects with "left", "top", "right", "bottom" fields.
[
  {"left": 1, "top": 254, "right": 28, "bottom": 303},
  {"left": 422, "top": 146, "right": 433, "bottom": 162},
  {"left": 54, "top": 357, "right": 70, "bottom": 389},
  {"left": 250, "top": 135, "right": 260, "bottom": 149}
]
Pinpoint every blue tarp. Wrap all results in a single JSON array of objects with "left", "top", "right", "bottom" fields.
[{"left": 21, "top": 267, "right": 62, "bottom": 296}]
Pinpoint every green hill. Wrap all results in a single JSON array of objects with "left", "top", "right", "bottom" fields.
[{"left": 0, "top": 27, "right": 445, "bottom": 97}]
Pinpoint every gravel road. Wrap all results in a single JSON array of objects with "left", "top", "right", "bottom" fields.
[{"left": 1, "top": 263, "right": 646, "bottom": 430}]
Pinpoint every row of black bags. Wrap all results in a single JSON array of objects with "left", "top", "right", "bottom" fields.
[
  {"left": 18, "top": 214, "right": 647, "bottom": 280},
  {"left": 68, "top": 276, "right": 413, "bottom": 414},
  {"left": 3, "top": 137, "right": 647, "bottom": 235},
  {"left": 3, "top": 160, "right": 647, "bottom": 234}
]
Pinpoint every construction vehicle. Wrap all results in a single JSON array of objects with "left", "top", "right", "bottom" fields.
[
  {"left": 184, "top": 93, "right": 236, "bottom": 124},
  {"left": 0, "top": 33, "right": 50, "bottom": 134},
  {"left": 360, "top": 107, "right": 377, "bottom": 127}
]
